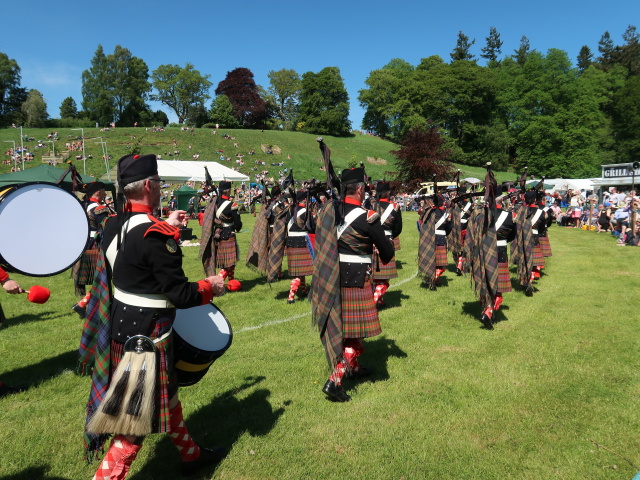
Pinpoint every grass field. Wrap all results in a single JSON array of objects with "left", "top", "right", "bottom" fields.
[
  {"left": 1, "top": 213, "right": 639, "bottom": 480},
  {"left": 0, "top": 127, "right": 517, "bottom": 186}
]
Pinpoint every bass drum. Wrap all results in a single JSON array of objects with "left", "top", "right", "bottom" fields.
[
  {"left": 0, "top": 182, "right": 89, "bottom": 276},
  {"left": 173, "top": 303, "right": 232, "bottom": 387}
]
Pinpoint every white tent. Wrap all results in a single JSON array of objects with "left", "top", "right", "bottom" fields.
[
  {"left": 156, "top": 160, "right": 248, "bottom": 182},
  {"left": 540, "top": 178, "right": 599, "bottom": 193}
]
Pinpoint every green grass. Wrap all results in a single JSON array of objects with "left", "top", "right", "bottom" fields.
[
  {"left": 0, "top": 127, "right": 517, "bottom": 186},
  {"left": 1, "top": 214, "right": 639, "bottom": 479}
]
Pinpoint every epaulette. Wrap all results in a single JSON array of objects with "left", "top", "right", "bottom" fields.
[
  {"left": 393, "top": 202, "right": 400, "bottom": 211},
  {"left": 144, "top": 215, "right": 180, "bottom": 240},
  {"left": 366, "top": 210, "right": 380, "bottom": 223},
  {"left": 94, "top": 205, "right": 110, "bottom": 215},
  {"left": 231, "top": 203, "right": 239, "bottom": 211}
]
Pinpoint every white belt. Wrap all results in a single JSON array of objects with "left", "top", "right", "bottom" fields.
[
  {"left": 497, "top": 239, "right": 507, "bottom": 246},
  {"left": 339, "top": 253, "right": 371, "bottom": 264},
  {"left": 435, "top": 229, "right": 446, "bottom": 235},
  {"left": 461, "top": 219, "right": 468, "bottom": 224},
  {"left": 384, "top": 229, "right": 392, "bottom": 236},
  {"left": 90, "top": 230, "right": 97, "bottom": 237},
  {"left": 113, "top": 286, "right": 174, "bottom": 309},
  {"left": 288, "top": 231, "right": 307, "bottom": 237},
  {"left": 222, "top": 222, "right": 233, "bottom": 228},
  {"left": 532, "top": 229, "right": 539, "bottom": 234}
]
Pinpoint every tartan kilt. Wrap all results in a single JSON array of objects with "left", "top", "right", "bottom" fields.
[
  {"left": 286, "top": 246, "right": 313, "bottom": 277},
  {"left": 372, "top": 251, "right": 397, "bottom": 280},
  {"left": 538, "top": 235, "right": 552, "bottom": 257},
  {"left": 497, "top": 262, "right": 513, "bottom": 293},
  {"left": 393, "top": 236, "right": 401, "bottom": 251},
  {"left": 435, "top": 245, "right": 448, "bottom": 268},
  {"left": 72, "top": 246, "right": 99, "bottom": 285},
  {"left": 340, "top": 279, "right": 381, "bottom": 339},
  {"left": 532, "top": 243, "right": 545, "bottom": 267},
  {"left": 215, "top": 237, "right": 239, "bottom": 269}
]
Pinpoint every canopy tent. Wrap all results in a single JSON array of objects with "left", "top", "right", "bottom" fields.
[
  {"left": 173, "top": 185, "right": 198, "bottom": 211},
  {"left": 0, "top": 164, "right": 113, "bottom": 193},
  {"left": 536, "top": 178, "right": 599, "bottom": 193},
  {"left": 104, "top": 160, "right": 248, "bottom": 183}
]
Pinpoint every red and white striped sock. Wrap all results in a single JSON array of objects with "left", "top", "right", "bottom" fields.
[
  {"left": 373, "top": 282, "right": 385, "bottom": 304},
  {"left": 493, "top": 294, "right": 503, "bottom": 311},
  {"left": 92, "top": 435, "right": 142, "bottom": 480},
  {"left": 168, "top": 402, "right": 201, "bottom": 463},
  {"left": 77, "top": 292, "right": 91, "bottom": 308},
  {"left": 435, "top": 268, "right": 445, "bottom": 278},
  {"left": 329, "top": 361, "right": 347, "bottom": 386},
  {"left": 226, "top": 265, "right": 236, "bottom": 280},
  {"left": 217, "top": 269, "right": 228, "bottom": 280},
  {"left": 288, "top": 278, "right": 301, "bottom": 302},
  {"left": 456, "top": 256, "right": 465, "bottom": 270}
]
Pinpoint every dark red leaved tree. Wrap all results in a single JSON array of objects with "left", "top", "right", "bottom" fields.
[
  {"left": 390, "top": 124, "right": 454, "bottom": 191},
  {"left": 215, "top": 67, "right": 267, "bottom": 128}
]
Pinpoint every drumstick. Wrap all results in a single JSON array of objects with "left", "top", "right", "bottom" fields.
[{"left": 23, "top": 285, "right": 51, "bottom": 304}]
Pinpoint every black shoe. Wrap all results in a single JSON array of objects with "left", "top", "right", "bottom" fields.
[
  {"left": 456, "top": 268, "right": 462, "bottom": 276},
  {"left": 349, "top": 366, "right": 373, "bottom": 379},
  {"left": 322, "top": 380, "right": 350, "bottom": 402},
  {"left": 72, "top": 304, "right": 86, "bottom": 319},
  {"left": 525, "top": 285, "right": 533, "bottom": 297},
  {"left": 480, "top": 313, "right": 494, "bottom": 330},
  {"left": 287, "top": 299, "right": 295, "bottom": 304},
  {"left": 429, "top": 284, "right": 437, "bottom": 291},
  {"left": 181, "top": 446, "right": 227, "bottom": 475}
]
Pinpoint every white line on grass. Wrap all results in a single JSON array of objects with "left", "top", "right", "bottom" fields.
[{"left": 235, "top": 269, "right": 419, "bottom": 334}]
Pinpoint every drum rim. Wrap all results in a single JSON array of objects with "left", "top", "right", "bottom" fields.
[
  {"left": 173, "top": 302, "right": 233, "bottom": 355},
  {"left": 0, "top": 181, "right": 90, "bottom": 277}
]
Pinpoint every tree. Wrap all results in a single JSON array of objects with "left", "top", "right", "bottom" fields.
[
  {"left": 21, "top": 89, "right": 48, "bottom": 127},
  {"left": 390, "top": 124, "right": 454, "bottom": 190},
  {"left": 577, "top": 46, "right": 593, "bottom": 74},
  {"left": 152, "top": 63, "right": 212, "bottom": 124},
  {"left": 597, "top": 31, "right": 616, "bottom": 70},
  {"left": 297, "top": 67, "right": 351, "bottom": 136},
  {"left": 612, "top": 75, "right": 640, "bottom": 162},
  {"left": 0, "top": 51, "right": 26, "bottom": 127},
  {"left": 513, "top": 35, "right": 532, "bottom": 66},
  {"left": 59, "top": 97, "right": 78, "bottom": 119},
  {"left": 450, "top": 31, "right": 476, "bottom": 62},
  {"left": 185, "top": 104, "right": 209, "bottom": 128},
  {"left": 359, "top": 58, "right": 415, "bottom": 138},
  {"left": 209, "top": 94, "right": 240, "bottom": 128},
  {"left": 82, "top": 44, "right": 152, "bottom": 126},
  {"left": 480, "top": 27, "right": 503, "bottom": 65},
  {"left": 215, "top": 67, "right": 267, "bottom": 128},
  {"left": 267, "top": 68, "right": 301, "bottom": 130},
  {"left": 619, "top": 25, "right": 640, "bottom": 76}
]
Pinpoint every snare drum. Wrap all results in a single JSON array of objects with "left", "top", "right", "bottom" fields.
[
  {"left": 173, "top": 303, "right": 232, "bottom": 386},
  {"left": 0, "top": 182, "right": 89, "bottom": 276}
]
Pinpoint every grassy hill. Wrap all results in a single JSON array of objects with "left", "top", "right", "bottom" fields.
[{"left": 0, "top": 127, "right": 516, "bottom": 187}]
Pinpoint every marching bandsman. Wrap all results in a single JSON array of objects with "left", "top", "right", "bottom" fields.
[
  {"left": 312, "top": 167, "right": 395, "bottom": 402},
  {"left": 538, "top": 191, "right": 554, "bottom": 258},
  {"left": 371, "top": 180, "right": 402, "bottom": 308},
  {"left": 525, "top": 190, "right": 546, "bottom": 282},
  {"left": 418, "top": 193, "right": 451, "bottom": 290},
  {"left": 0, "top": 266, "right": 25, "bottom": 397},
  {"left": 79, "top": 154, "right": 227, "bottom": 479},
  {"left": 285, "top": 191, "right": 314, "bottom": 303},
  {"left": 491, "top": 195, "right": 517, "bottom": 322},
  {"left": 71, "top": 182, "right": 109, "bottom": 299},
  {"left": 200, "top": 181, "right": 242, "bottom": 286}
]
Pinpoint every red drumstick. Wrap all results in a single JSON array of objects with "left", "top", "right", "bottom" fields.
[{"left": 25, "top": 285, "right": 51, "bottom": 304}]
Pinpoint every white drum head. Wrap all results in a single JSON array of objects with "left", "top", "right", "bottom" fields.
[
  {"left": 174, "top": 303, "right": 232, "bottom": 353},
  {"left": 0, "top": 183, "right": 89, "bottom": 276}
]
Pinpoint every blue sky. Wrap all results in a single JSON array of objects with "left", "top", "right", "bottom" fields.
[{"left": 1, "top": 0, "right": 636, "bottom": 128}]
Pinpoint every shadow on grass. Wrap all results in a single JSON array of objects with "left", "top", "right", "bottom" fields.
[
  {"left": 1, "top": 350, "right": 77, "bottom": 390},
  {"left": 0, "top": 465, "right": 72, "bottom": 480},
  {"left": 131, "top": 375, "right": 289, "bottom": 479},
  {"left": 347, "top": 336, "right": 408, "bottom": 388},
  {"left": 0, "top": 310, "right": 67, "bottom": 329},
  {"left": 381, "top": 289, "right": 411, "bottom": 309}
]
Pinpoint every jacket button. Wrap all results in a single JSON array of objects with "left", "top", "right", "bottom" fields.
[
  {"left": 133, "top": 322, "right": 137, "bottom": 326},
  {"left": 139, "top": 308, "right": 143, "bottom": 313},
  {"left": 123, "top": 306, "right": 127, "bottom": 311},
  {"left": 117, "top": 333, "right": 121, "bottom": 336},
  {"left": 120, "top": 319, "right": 123, "bottom": 323}
]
